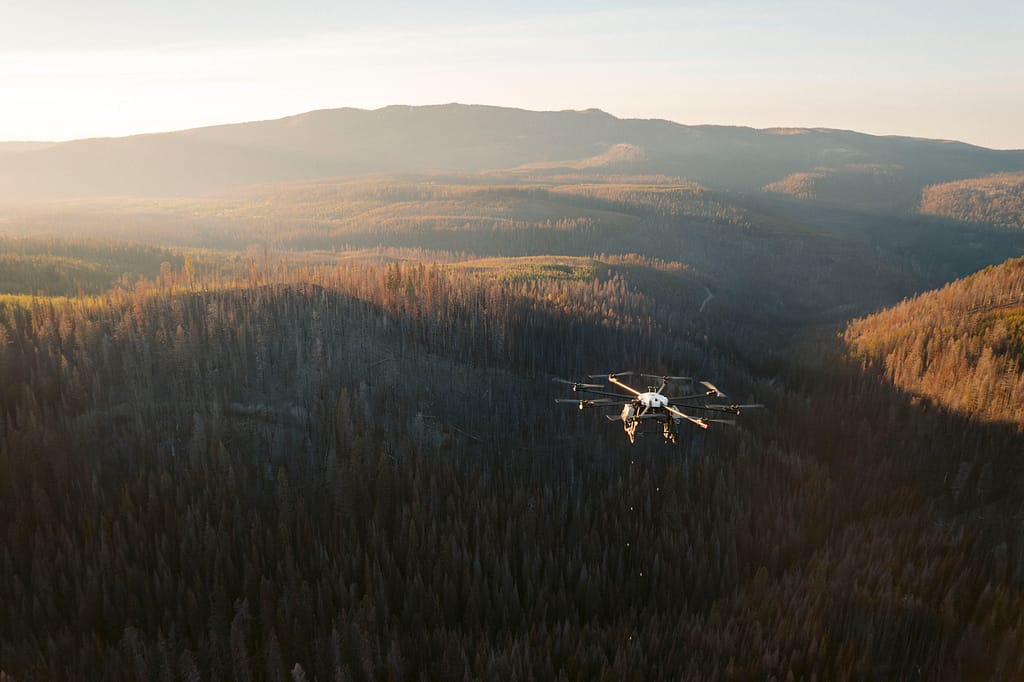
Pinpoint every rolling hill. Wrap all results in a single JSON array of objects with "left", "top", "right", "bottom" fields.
[
  {"left": 762, "top": 164, "right": 909, "bottom": 212},
  {"left": 2, "top": 104, "right": 1022, "bottom": 206},
  {"left": 919, "top": 172, "right": 1024, "bottom": 229}
]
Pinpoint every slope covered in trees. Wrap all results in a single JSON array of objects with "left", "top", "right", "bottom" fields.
[
  {"left": 0, "top": 236, "right": 183, "bottom": 296},
  {"left": 0, "top": 177, "right": 749, "bottom": 252},
  {"left": 919, "top": 172, "right": 1024, "bottom": 229},
  {"left": 4, "top": 256, "right": 1024, "bottom": 679},
  {"left": 11, "top": 173, "right": 1024, "bottom": 350},
  {"left": 4, "top": 143, "right": 1024, "bottom": 678},
  {"left": 845, "top": 256, "right": 1024, "bottom": 425},
  {"left": 761, "top": 164, "right": 910, "bottom": 212}
]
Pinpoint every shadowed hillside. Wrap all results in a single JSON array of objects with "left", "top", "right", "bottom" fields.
[{"left": 2, "top": 104, "right": 1022, "bottom": 203}]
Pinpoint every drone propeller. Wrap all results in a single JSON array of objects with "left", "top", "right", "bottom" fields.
[
  {"left": 699, "top": 381, "right": 726, "bottom": 398},
  {"left": 589, "top": 371, "right": 637, "bottom": 380},
  {"left": 665, "top": 404, "right": 709, "bottom": 429},
  {"left": 552, "top": 377, "right": 604, "bottom": 390},
  {"left": 640, "top": 374, "right": 691, "bottom": 382},
  {"left": 555, "top": 397, "right": 630, "bottom": 405},
  {"left": 640, "top": 373, "right": 692, "bottom": 393},
  {"left": 704, "top": 418, "right": 737, "bottom": 426},
  {"left": 705, "top": 403, "right": 765, "bottom": 413}
]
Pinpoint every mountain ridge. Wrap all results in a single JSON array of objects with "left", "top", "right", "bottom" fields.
[{"left": 2, "top": 103, "right": 1022, "bottom": 203}]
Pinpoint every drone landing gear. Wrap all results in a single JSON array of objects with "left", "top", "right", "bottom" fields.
[
  {"left": 625, "top": 418, "right": 680, "bottom": 444},
  {"left": 663, "top": 420, "right": 679, "bottom": 445},
  {"left": 625, "top": 420, "right": 638, "bottom": 444}
]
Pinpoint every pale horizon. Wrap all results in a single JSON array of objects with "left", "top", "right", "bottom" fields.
[
  {"left": 5, "top": 102, "right": 1017, "bottom": 152},
  {"left": 3, "top": 1, "right": 1022, "bottom": 150}
]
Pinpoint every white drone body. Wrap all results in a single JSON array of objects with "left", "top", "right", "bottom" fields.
[
  {"left": 555, "top": 372, "right": 763, "bottom": 444},
  {"left": 637, "top": 392, "right": 669, "bottom": 409}
]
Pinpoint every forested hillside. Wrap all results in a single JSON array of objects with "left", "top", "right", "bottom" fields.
[
  {"left": 762, "top": 164, "right": 910, "bottom": 212},
  {"left": 4, "top": 141, "right": 1024, "bottom": 678},
  {"left": 846, "top": 256, "right": 1024, "bottom": 425},
  {"left": 0, "top": 236, "right": 183, "bottom": 296},
  {"left": 0, "top": 176, "right": 751, "bottom": 252},
  {"left": 919, "top": 172, "right": 1024, "bottom": 229},
  {"left": 10, "top": 174, "right": 1024, "bottom": 346},
  {"left": 4, "top": 256, "right": 1024, "bottom": 679}
]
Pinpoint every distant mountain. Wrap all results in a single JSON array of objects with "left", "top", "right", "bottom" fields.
[
  {"left": 1, "top": 103, "right": 1022, "bottom": 203},
  {"left": 919, "top": 172, "right": 1024, "bottom": 229},
  {"left": 0, "top": 141, "right": 56, "bottom": 154},
  {"left": 846, "top": 256, "right": 1024, "bottom": 425}
]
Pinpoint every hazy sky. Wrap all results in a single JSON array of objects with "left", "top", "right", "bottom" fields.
[{"left": 2, "top": 0, "right": 1021, "bottom": 148}]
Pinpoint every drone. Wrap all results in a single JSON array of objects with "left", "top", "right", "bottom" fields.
[{"left": 555, "top": 372, "right": 763, "bottom": 444}]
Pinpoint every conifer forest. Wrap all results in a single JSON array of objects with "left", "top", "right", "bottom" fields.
[{"left": 3, "top": 108, "right": 1024, "bottom": 680}]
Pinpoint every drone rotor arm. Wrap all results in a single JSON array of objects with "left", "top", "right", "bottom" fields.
[
  {"left": 573, "top": 388, "right": 634, "bottom": 400},
  {"left": 703, "top": 404, "right": 741, "bottom": 415},
  {"left": 586, "top": 399, "right": 633, "bottom": 407},
  {"left": 555, "top": 397, "right": 632, "bottom": 410},
  {"left": 704, "top": 403, "right": 766, "bottom": 415},
  {"left": 608, "top": 375, "right": 643, "bottom": 396},
  {"left": 669, "top": 392, "right": 714, "bottom": 403},
  {"left": 665, "top": 404, "right": 709, "bottom": 430}
]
